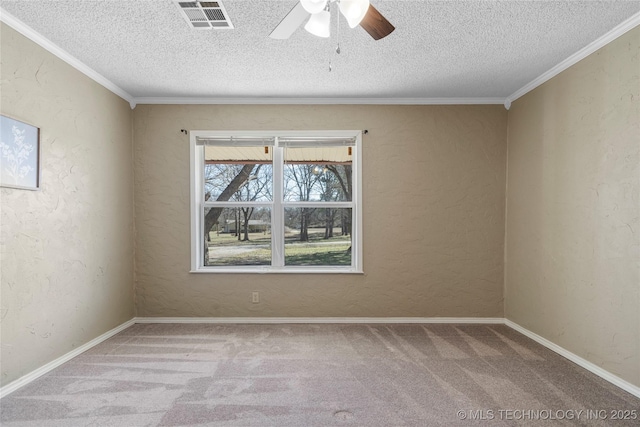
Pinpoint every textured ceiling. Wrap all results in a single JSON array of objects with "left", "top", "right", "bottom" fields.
[{"left": 1, "top": 0, "right": 639, "bottom": 102}]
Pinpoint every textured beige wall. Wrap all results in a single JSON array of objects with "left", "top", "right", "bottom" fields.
[
  {"left": 0, "top": 24, "right": 135, "bottom": 386},
  {"left": 134, "top": 104, "right": 507, "bottom": 318},
  {"left": 505, "top": 27, "right": 640, "bottom": 387}
]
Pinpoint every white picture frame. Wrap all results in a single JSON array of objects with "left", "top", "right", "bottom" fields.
[{"left": 1, "top": 115, "right": 41, "bottom": 190}]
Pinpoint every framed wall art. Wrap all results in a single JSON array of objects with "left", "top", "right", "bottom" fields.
[{"left": 1, "top": 115, "right": 40, "bottom": 190}]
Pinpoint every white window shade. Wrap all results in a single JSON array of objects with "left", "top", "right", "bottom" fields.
[
  {"left": 278, "top": 137, "right": 356, "bottom": 147},
  {"left": 196, "top": 136, "right": 275, "bottom": 146},
  {"left": 199, "top": 137, "right": 275, "bottom": 162},
  {"left": 205, "top": 145, "right": 273, "bottom": 163},
  {"left": 284, "top": 146, "right": 352, "bottom": 163}
]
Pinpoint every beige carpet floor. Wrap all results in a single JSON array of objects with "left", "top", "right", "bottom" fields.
[{"left": 0, "top": 323, "right": 638, "bottom": 426}]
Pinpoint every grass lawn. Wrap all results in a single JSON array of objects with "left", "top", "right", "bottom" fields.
[
  {"left": 207, "top": 230, "right": 350, "bottom": 245},
  {"left": 207, "top": 229, "right": 351, "bottom": 266},
  {"left": 207, "top": 232, "right": 271, "bottom": 246},
  {"left": 285, "top": 244, "right": 351, "bottom": 266},
  {"left": 207, "top": 248, "right": 271, "bottom": 266}
]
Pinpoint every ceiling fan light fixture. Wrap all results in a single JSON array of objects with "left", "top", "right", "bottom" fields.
[
  {"left": 300, "top": 0, "right": 328, "bottom": 14},
  {"left": 304, "top": 9, "right": 331, "bottom": 38},
  {"left": 339, "top": 0, "right": 370, "bottom": 28}
]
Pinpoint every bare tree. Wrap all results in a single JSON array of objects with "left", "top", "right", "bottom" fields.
[
  {"left": 204, "top": 164, "right": 255, "bottom": 235},
  {"left": 326, "top": 164, "right": 352, "bottom": 201},
  {"left": 235, "top": 164, "right": 271, "bottom": 241},
  {"left": 317, "top": 168, "right": 341, "bottom": 239},
  {"left": 202, "top": 164, "right": 255, "bottom": 264},
  {"left": 284, "top": 164, "right": 322, "bottom": 241},
  {"left": 326, "top": 165, "right": 352, "bottom": 236}
]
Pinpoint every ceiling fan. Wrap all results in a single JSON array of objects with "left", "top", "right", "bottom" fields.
[{"left": 269, "top": 0, "right": 395, "bottom": 41}]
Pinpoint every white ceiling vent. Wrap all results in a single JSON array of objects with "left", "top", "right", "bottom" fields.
[{"left": 175, "top": 1, "right": 234, "bottom": 30}]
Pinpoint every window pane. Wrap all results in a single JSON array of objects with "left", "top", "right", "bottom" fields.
[
  {"left": 204, "top": 145, "right": 272, "bottom": 201},
  {"left": 283, "top": 163, "right": 353, "bottom": 202},
  {"left": 284, "top": 207, "right": 352, "bottom": 266},
  {"left": 204, "top": 207, "right": 271, "bottom": 266},
  {"left": 284, "top": 147, "right": 352, "bottom": 202}
]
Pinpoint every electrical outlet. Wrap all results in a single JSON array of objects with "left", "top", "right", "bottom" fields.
[{"left": 252, "top": 291, "right": 260, "bottom": 304}]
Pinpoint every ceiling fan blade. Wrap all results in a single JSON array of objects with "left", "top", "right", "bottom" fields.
[
  {"left": 359, "top": 4, "right": 395, "bottom": 40},
  {"left": 269, "top": 2, "right": 310, "bottom": 39}
]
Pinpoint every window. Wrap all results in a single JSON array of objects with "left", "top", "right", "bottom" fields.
[{"left": 190, "top": 131, "right": 362, "bottom": 273}]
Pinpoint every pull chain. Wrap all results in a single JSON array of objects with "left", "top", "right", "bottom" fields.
[
  {"left": 329, "top": 2, "right": 341, "bottom": 72},
  {"left": 336, "top": 3, "right": 341, "bottom": 55}
]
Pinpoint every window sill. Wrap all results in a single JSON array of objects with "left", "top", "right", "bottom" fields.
[{"left": 190, "top": 267, "right": 364, "bottom": 274}]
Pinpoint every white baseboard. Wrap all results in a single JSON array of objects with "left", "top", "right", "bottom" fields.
[
  {"left": 133, "top": 316, "right": 504, "bottom": 324},
  {"left": 2, "top": 317, "right": 637, "bottom": 401},
  {"left": 504, "top": 319, "right": 640, "bottom": 399},
  {"left": 0, "top": 318, "right": 136, "bottom": 399}
]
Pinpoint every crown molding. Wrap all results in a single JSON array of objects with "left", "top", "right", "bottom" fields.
[
  {"left": 0, "top": 7, "right": 136, "bottom": 109},
  {"left": 3, "top": 6, "right": 638, "bottom": 109},
  {"left": 506, "top": 10, "right": 640, "bottom": 106},
  {"left": 132, "top": 97, "right": 507, "bottom": 106}
]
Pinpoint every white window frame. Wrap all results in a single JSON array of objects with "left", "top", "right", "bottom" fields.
[{"left": 190, "top": 130, "right": 363, "bottom": 274}]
